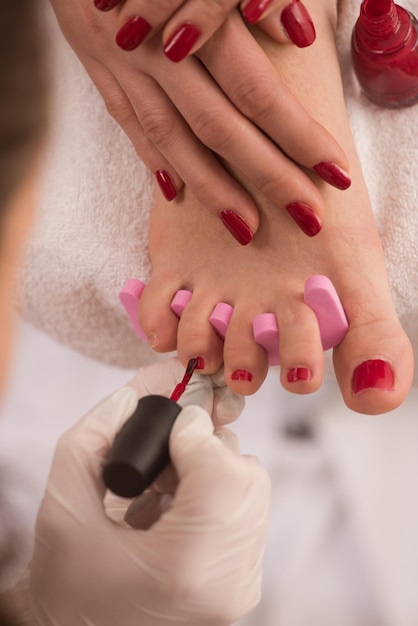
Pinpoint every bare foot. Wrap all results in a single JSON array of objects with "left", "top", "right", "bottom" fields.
[{"left": 136, "top": 1, "right": 413, "bottom": 415}]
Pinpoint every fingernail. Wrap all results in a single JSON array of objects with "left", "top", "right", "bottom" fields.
[
  {"left": 287, "top": 367, "right": 312, "bottom": 382},
  {"left": 164, "top": 22, "right": 201, "bottom": 62},
  {"left": 281, "top": 0, "right": 316, "bottom": 48},
  {"left": 242, "top": 0, "right": 273, "bottom": 24},
  {"left": 314, "top": 162, "right": 351, "bottom": 191},
  {"left": 231, "top": 369, "right": 253, "bottom": 382},
  {"left": 286, "top": 202, "right": 322, "bottom": 237},
  {"left": 352, "top": 359, "right": 394, "bottom": 395},
  {"left": 148, "top": 332, "right": 159, "bottom": 348},
  {"left": 155, "top": 170, "right": 177, "bottom": 201},
  {"left": 116, "top": 16, "right": 152, "bottom": 51},
  {"left": 221, "top": 210, "right": 254, "bottom": 245},
  {"left": 94, "top": 0, "right": 120, "bottom": 11}
]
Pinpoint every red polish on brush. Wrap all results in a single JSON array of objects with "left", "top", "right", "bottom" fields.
[
  {"left": 170, "top": 357, "right": 204, "bottom": 402},
  {"left": 352, "top": 0, "right": 418, "bottom": 107}
]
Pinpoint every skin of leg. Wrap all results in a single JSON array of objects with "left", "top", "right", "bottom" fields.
[{"left": 138, "top": 0, "right": 414, "bottom": 415}]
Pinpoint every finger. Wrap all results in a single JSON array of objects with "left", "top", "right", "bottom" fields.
[
  {"left": 83, "top": 58, "right": 184, "bottom": 200},
  {"left": 198, "top": 12, "right": 350, "bottom": 187},
  {"left": 114, "top": 1, "right": 185, "bottom": 51},
  {"left": 124, "top": 490, "right": 173, "bottom": 529},
  {"left": 215, "top": 427, "right": 241, "bottom": 453},
  {"left": 243, "top": 0, "right": 316, "bottom": 48},
  {"left": 117, "top": 62, "right": 261, "bottom": 237},
  {"left": 161, "top": 0, "right": 241, "bottom": 61}
]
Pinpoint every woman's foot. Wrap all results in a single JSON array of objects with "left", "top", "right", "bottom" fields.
[{"left": 137, "top": 171, "right": 413, "bottom": 415}]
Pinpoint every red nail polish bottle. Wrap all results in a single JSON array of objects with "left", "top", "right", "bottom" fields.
[{"left": 351, "top": 0, "right": 418, "bottom": 108}]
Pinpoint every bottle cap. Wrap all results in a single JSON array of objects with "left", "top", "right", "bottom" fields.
[{"left": 102, "top": 394, "right": 182, "bottom": 498}]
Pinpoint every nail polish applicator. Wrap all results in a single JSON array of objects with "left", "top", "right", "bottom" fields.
[
  {"left": 352, "top": 0, "right": 418, "bottom": 108},
  {"left": 102, "top": 358, "right": 200, "bottom": 498}
]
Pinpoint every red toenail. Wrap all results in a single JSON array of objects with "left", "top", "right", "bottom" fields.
[
  {"left": 352, "top": 359, "right": 394, "bottom": 395},
  {"left": 231, "top": 369, "right": 253, "bottom": 382},
  {"left": 287, "top": 367, "right": 312, "bottom": 382},
  {"left": 195, "top": 356, "right": 205, "bottom": 370}
]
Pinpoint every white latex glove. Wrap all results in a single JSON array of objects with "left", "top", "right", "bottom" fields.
[{"left": 10, "top": 358, "right": 270, "bottom": 626}]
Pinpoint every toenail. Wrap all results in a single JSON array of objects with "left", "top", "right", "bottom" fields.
[
  {"left": 287, "top": 367, "right": 312, "bottom": 383},
  {"left": 195, "top": 356, "right": 205, "bottom": 370},
  {"left": 220, "top": 210, "right": 254, "bottom": 246},
  {"left": 148, "top": 332, "right": 159, "bottom": 348},
  {"left": 231, "top": 369, "right": 253, "bottom": 382},
  {"left": 286, "top": 202, "right": 322, "bottom": 237},
  {"left": 352, "top": 359, "right": 394, "bottom": 395}
]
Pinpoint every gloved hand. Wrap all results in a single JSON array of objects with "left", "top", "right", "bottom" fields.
[{"left": 10, "top": 358, "right": 270, "bottom": 626}]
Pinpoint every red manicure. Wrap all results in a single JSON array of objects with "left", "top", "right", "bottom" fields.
[
  {"left": 242, "top": 0, "right": 273, "bottom": 24},
  {"left": 221, "top": 210, "right": 254, "bottom": 246},
  {"left": 164, "top": 23, "right": 201, "bottom": 62},
  {"left": 281, "top": 0, "right": 316, "bottom": 48},
  {"left": 94, "top": 0, "right": 120, "bottom": 11},
  {"left": 352, "top": 359, "right": 394, "bottom": 395},
  {"left": 155, "top": 170, "right": 177, "bottom": 201},
  {"left": 231, "top": 369, "right": 253, "bottom": 382},
  {"left": 287, "top": 367, "right": 312, "bottom": 382},
  {"left": 116, "top": 16, "right": 152, "bottom": 51},
  {"left": 314, "top": 162, "right": 352, "bottom": 190},
  {"left": 286, "top": 202, "right": 322, "bottom": 237}
]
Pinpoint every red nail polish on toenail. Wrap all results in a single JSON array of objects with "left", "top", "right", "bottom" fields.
[
  {"left": 242, "top": 0, "right": 273, "bottom": 24},
  {"left": 164, "top": 22, "right": 201, "bottom": 62},
  {"left": 287, "top": 367, "right": 312, "bottom": 382},
  {"left": 352, "top": 359, "right": 394, "bottom": 395},
  {"left": 281, "top": 0, "right": 316, "bottom": 48},
  {"left": 286, "top": 202, "right": 322, "bottom": 237},
  {"left": 221, "top": 210, "right": 254, "bottom": 245},
  {"left": 94, "top": 0, "right": 120, "bottom": 10},
  {"left": 313, "top": 162, "right": 352, "bottom": 190},
  {"left": 155, "top": 170, "right": 177, "bottom": 201},
  {"left": 116, "top": 16, "right": 152, "bottom": 51},
  {"left": 195, "top": 356, "right": 205, "bottom": 370},
  {"left": 231, "top": 369, "right": 253, "bottom": 382}
]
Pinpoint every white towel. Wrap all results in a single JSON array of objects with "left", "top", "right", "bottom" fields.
[
  {"left": 16, "top": 1, "right": 160, "bottom": 369},
  {"left": 17, "top": 0, "right": 418, "bottom": 374}
]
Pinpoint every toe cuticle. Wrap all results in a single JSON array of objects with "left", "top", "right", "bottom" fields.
[{"left": 352, "top": 359, "right": 394, "bottom": 395}]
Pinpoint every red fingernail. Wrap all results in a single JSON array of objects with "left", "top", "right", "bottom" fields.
[
  {"left": 164, "top": 22, "right": 201, "bottom": 62},
  {"left": 352, "top": 359, "right": 394, "bottom": 395},
  {"left": 94, "top": 0, "right": 120, "bottom": 10},
  {"left": 231, "top": 369, "right": 253, "bottom": 382},
  {"left": 155, "top": 170, "right": 177, "bottom": 201},
  {"left": 242, "top": 0, "right": 273, "bottom": 24},
  {"left": 286, "top": 202, "right": 322, "bottom": 237},
  {"left": 287, "top": 367, "right": 312, "bottom": 382},
  {"left": 281, "top": 0, "right": 316, "bottom": 48},
  {"left": 221, "top": 210, "right": 254, "bottom": 245},
  {"left": 116, "top": 16, "right": 152, "bottom": 51},
  {"left": 314, "top": 162, "right": 351, "bottom": 191}
]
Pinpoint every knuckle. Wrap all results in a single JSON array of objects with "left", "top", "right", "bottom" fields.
[
  {"left": 192, "top": 107, "right": 236, "bottom": 153},
  {"left": 140, "top": 108, "right": 176, "bottom": 150},
  {"left": 231, "top": 75, "right": 276, "bottom": 121}
]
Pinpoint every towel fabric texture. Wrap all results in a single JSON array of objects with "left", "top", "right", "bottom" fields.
[{"left": 17, "top": 0, "right": 418, "bottom": 377}]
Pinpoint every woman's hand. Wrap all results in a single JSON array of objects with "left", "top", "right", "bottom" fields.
[
  {"left": 49, "top": 1, "right": 350, "bottom": 240},
  {"left": 19, "top": 359, "right": 270, "bottom": 626}
]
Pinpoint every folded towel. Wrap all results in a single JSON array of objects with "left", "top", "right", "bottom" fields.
[
  {"left": 16, "top": 1, "right": 161, "bottom": 369},
  {"left": 17, "top": 0, "right": 418, "bottom": 376}
]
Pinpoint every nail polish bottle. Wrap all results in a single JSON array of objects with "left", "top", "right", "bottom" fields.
[{"left": 351, "top": 0, "right": 418, "bottom": 108}]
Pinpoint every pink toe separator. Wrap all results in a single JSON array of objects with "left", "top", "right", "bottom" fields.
[
  {"left": 253, "top": 313, "right": 280, "bottom": 366},
  {"left": 119, "top": 279, "right": 147, "bottom": 340},
  {"left": 304, "top": 275, "right": 348, "bottom": 350},
  {"left": 170, "top": 289, "right": 193, "bottom": 318},
  {"left": 209, "top": 302, "right": 234, "bottom": 339}
]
